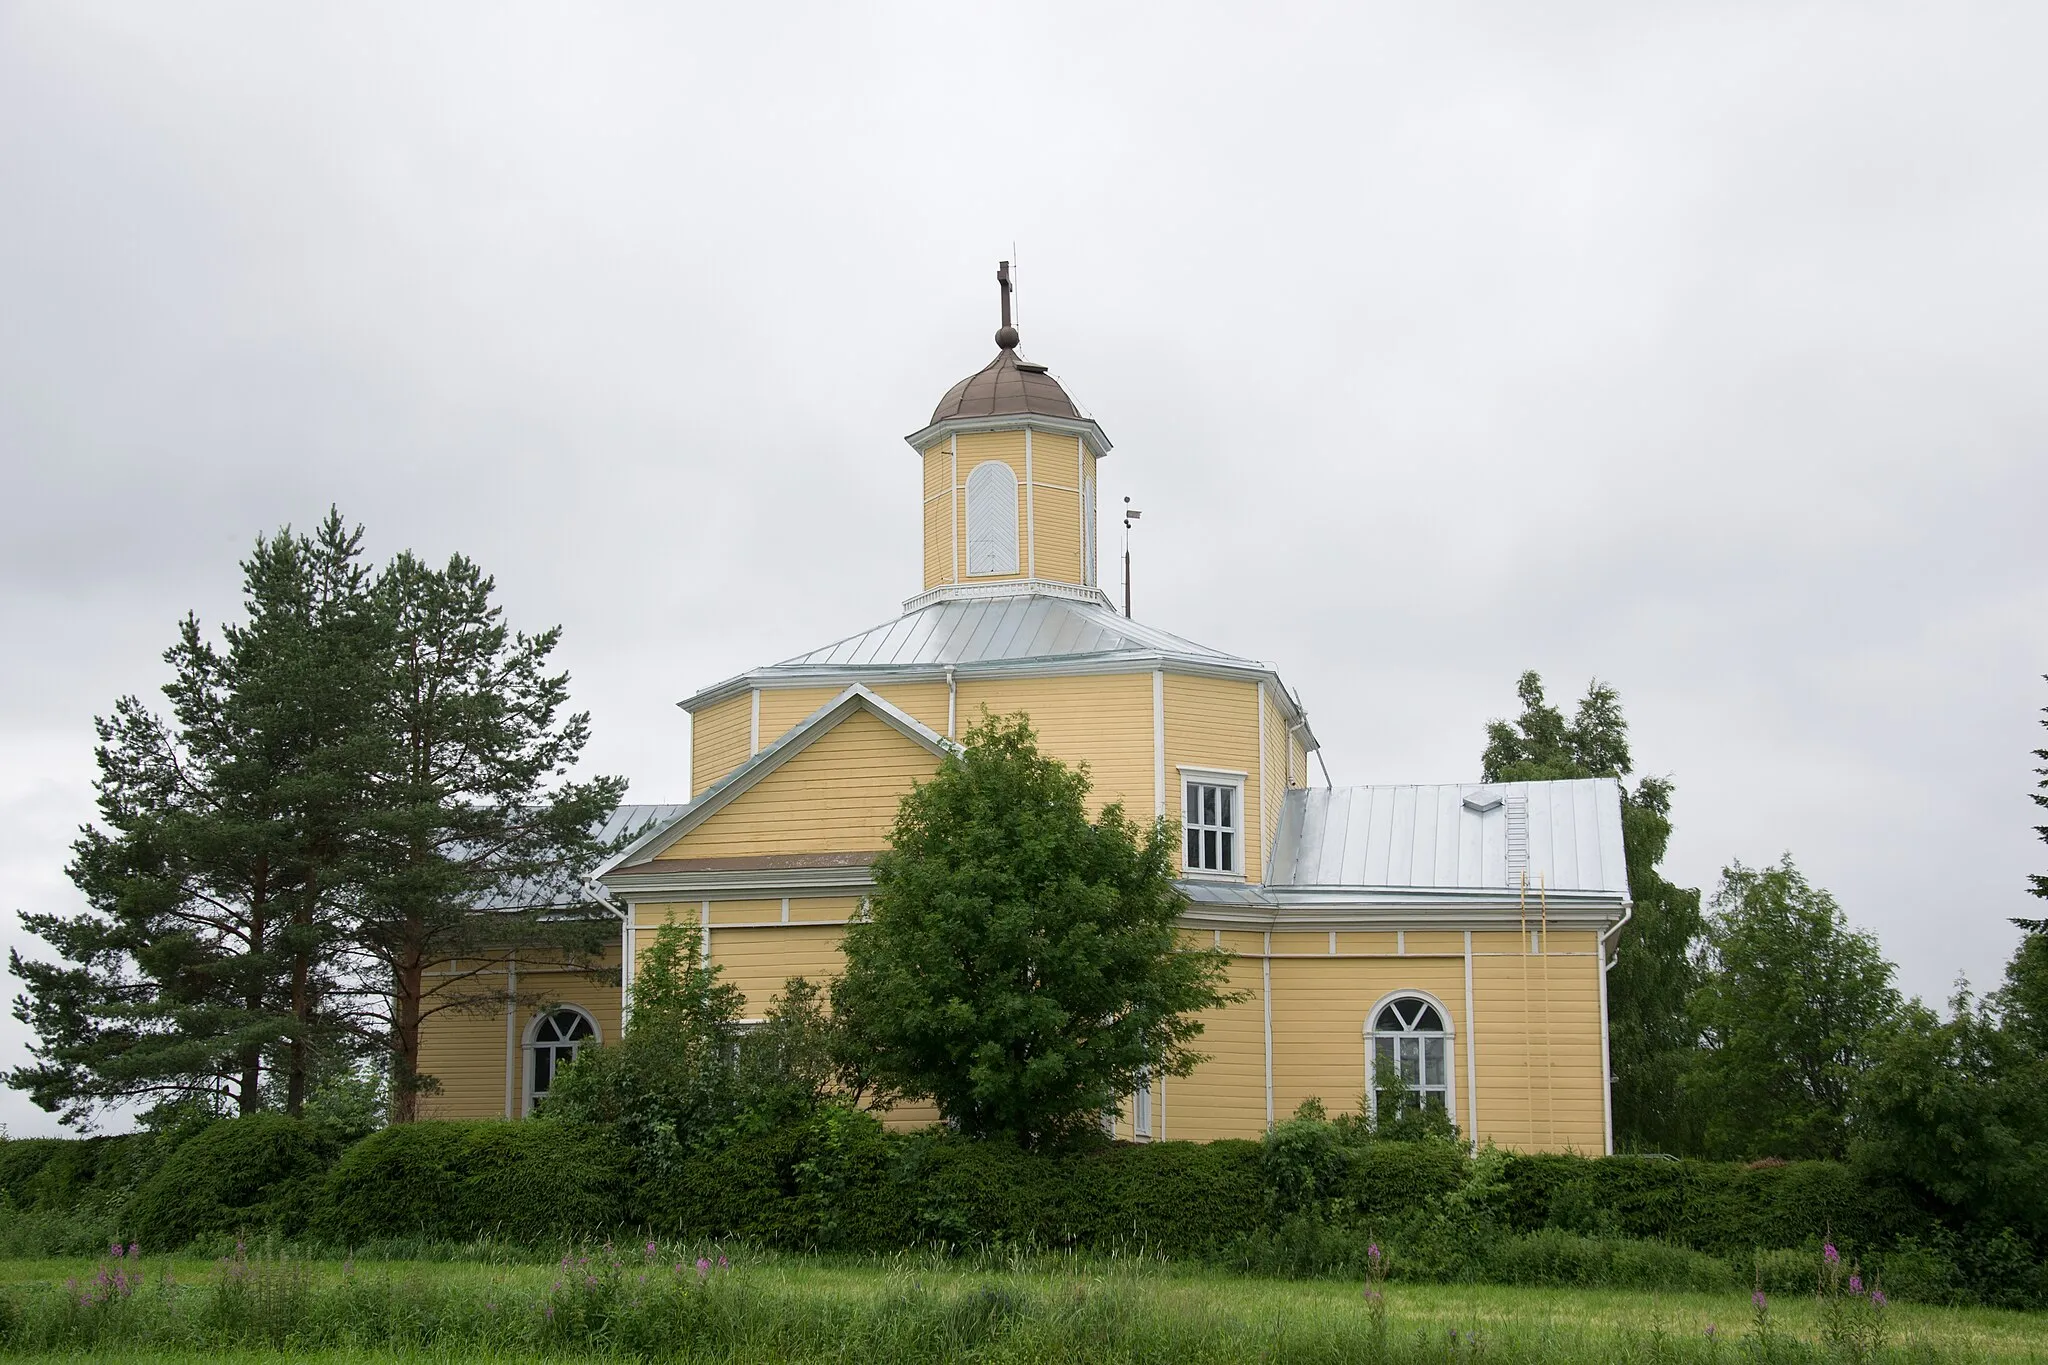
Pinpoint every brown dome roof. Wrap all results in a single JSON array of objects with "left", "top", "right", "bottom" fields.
[{"left": 931, "top": 344, "right": 1082, "bottom": 424}]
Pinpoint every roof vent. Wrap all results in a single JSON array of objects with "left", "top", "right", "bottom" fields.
[{"left": 1462, "top": 790, "right": 1503, "bottom": 814}]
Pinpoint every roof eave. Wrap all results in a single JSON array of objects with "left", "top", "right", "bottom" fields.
[{"left": 904, "top": 412, "right": 1112, "bottom": 461}]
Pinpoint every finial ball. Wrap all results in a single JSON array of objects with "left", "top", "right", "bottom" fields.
[{"left": 995, "top": 325, "right": 1020, "bottom": 350}]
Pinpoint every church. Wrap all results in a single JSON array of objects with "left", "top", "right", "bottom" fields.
[{"left": 417, "top": 267, "right": 1633, "bottom": 1154}]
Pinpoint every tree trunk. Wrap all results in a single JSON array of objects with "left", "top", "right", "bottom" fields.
[
  {"left": 390, "top": 935, "right": 425, "bottom": 1124},
  {"left": 286, "top": 870, "right": 315, "bottom": 1117},
  {"left": 238, "top": 863, "right": 271, "bottom": 1116}
]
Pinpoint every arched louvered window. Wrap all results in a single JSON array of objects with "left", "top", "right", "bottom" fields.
[
  {"left": 1367, "top": 994, "right": 1453, "bottom": 1121},
  {"left": 965, "top": 461, "right": 1019, "bottom": 575},
  {"left": 525, "top": 1005, "right": 598, "bottom": 1113}
]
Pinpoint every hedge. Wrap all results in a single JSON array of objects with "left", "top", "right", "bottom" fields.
[
  {"left": 127, "top": 1114, "right": 342, "bottom": 1246},
  {"left": 314, "top": 1119, "right": 634, "bottom": 1245},
  {"left": 1497, "top": 1153, "right": 1927, "bottom": 1260},
  {"left": 0, "top": 1113, "right": 2039, "bottom": 1309}
]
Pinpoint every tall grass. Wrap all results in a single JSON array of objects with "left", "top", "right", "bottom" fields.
[{"left": 0, "top": 1242, "right": 2034, "bottom": 1363}]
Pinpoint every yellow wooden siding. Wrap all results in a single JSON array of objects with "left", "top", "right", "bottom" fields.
[
  {"left": 690, "top": 693, "right": 753, "bottom": 796},
  {"left": 1163, "top": 955, "right": 1267, "bottom": 1140},
  {"left": 1273, "top": 954, "right": 1470, "bottom": 1121},
  {"left": 1261, "top": 689, "right": 1292, "bottom": 875},
  {"left": 1165, "top": 673, "right": 1262, "bottom": 880},
  {"left": 953, "top": 430, "right": 1030, "bottom": 583},
  {"left": 1271, "top": 931, "right": 1327, "bottom": 955},
  {"left": 923, "top": 483, "right": 953, "bottom": 589},
  {"left": 708, "top": 899, "right": 784, "bottom": 926},
  {"left": 630, "top": 901, "right": 694, "bottom": 929},
  {"left": 754, "top": 686, "right": 849, "bottom": 748},
  {"left": 1471, "top": 947, "right": 1606, "bottom": 1153},
  {"left": 418, "top": 947, "right": 624, "bottom": 1120},
  {"left": 1027, "top": 431, "right": 1083, "bottom": 585},
  {"left": 872, "top": 681, "right": 952, "bottom": 737},
  {"left": 1406, "top": 931, "right": 1466, "bottom": 955},
  {"left": 954, "top": 673, "right": 1153, "bottom": 815},
  {"left": 790, "top": 895, "right": 862, "bottom": 922},
  {"left": 703, "top": 924, "right": 847, "bottom": 1016},
  {"left": 654, "top": 708, "right": 941, "bottom": 859},
  {"left": 1339, "top": 931, "right": 1398, "bottom": 954},
  {"left": 416, "top": 986, "right": 510, "bottom": 1120}
]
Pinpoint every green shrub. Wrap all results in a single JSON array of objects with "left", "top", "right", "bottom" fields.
[
  {"left": 126, "top": 1115, "right": 342, "bottom": 1248},
  {"left": 314, "top": 1119, "right": 633, "bottom": 1246}
]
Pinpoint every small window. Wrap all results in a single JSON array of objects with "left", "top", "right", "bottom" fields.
[
  {"left": 1183, "top": 777, "right": 1241, "bottom": 874},
  {"left": 1369, "top": 995, "right": 1451, "bottom": 1119},
  {"left": 1132, "top": 1073, "right": 1152, "bottom": 1138},
  {"left": 964, "top": 461, "right": 1019, "bottom": 575},
  {"left": 527, "top": 1006, "right": 597, "bottom": 1111}
]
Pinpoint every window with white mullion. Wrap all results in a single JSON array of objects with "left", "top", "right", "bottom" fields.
[
  {"left": 1368, "top": 996, "right": 1453, "bottom": 1121},
  {"left": 1183, "top": 778, "right": 1239, "bottom": 874}
]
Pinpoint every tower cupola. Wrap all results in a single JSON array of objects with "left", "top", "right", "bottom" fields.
[{"left": 904, "top": 262, "right": 1112, "bottom": 607}]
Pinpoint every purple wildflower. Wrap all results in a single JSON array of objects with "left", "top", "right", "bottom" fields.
[
  {"left": 646, "top": 1240, "right": 659, "bottom": 1258},
  {"left": 1824, "top": 1243, "right": 1840, "bottom": 1264},
  {"left": 1752, "top": 1291, "right": 1767, "bottom": 1309},
  {"left": 1872, "top": 1290, "right": 1887, "bottom": 1308},
  {"left": 696, "top": 1257, "right": 711, "bottom": 1280},
  {"left": 109, "top": 1241, "right": 123, "bottom": 1259},
  {"left": 718, "top": 1254, "right": 729, "bottom": 1269},
  {"left": 127, "top": 1242, "right": 139, "bottom": 1259},
  {"left": 1849, "top": 1274, "right": 1863, "bottom": 1293},
  {"left": 1704, "top": 1323, "right": 1717, "bottom": 1340}
]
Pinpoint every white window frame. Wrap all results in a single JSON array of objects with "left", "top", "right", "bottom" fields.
[
  {"left": 1364, "top": 990, "right": 1456, "bottom": 1124},
  {"left": 964, "top": 461, "right": 1019, "bottom": 576},
  {"left": 1178, "top": 766, "right": 1248, "bottom": 879},
  {"left": 1132, "top": 1072, "right": 1153, "bottom": 1139},
  {"left": 524, "top": 1005, "right": 600, "bottom": 1114}
]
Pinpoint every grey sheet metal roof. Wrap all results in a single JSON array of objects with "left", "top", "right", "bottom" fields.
[
  {"left": 774, "top": 592, "right": 1254, "bottom": 672},
  {"left": 471, "top": 803, "right": 687, "bottom": 911},
  {"left": 1268, "top": 780, "right": 1628, "bottom": 896}
]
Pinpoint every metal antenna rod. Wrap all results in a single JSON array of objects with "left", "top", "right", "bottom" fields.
[{"left": 1122, "top": 497, "right": 1143, "bottom": 618}]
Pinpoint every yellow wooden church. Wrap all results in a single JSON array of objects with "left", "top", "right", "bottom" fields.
[{"left": 418, "top": 269, "right": 1633, "bottom": 1154}]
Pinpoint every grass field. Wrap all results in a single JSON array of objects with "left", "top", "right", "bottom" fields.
[{"left": 0, "top": 1248, "right": 2039, "bottom": 1362}]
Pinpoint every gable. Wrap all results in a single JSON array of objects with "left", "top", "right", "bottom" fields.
[{"left": 651, "top": 707, "right": 943, "bottom": 860}]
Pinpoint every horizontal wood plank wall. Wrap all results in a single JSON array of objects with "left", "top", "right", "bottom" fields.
[
  {"left": 1272, "top": 954, "right": 1469, "bottom": 1122},
  {"left": 417, "top": 947, "right": 623, "bottom": 1120},
  {"left": 1164, "top": 951, "right": 1268, "bottom": 1139},
  {"left": 656, "top": 709, "right": 941, "bottom": 859},
  {"left": 1471, "top": 930, "right": 1606, "bottom": 1153},
  {"left": 953, "top": 430, "right": 1030, "bottom": 584},
  {"left": 754, "top": 686, "right": 852, "bottom": 750},
  {"left": 415, "top": 988, "right": 507, "bottom": 1120},
  {"left": 922, "top": 444, "right": 954, "bottom": 590},
  {"left": 1027, "top": 430, "right": 1083, "bottom": 586},
  {"left": 954, "top": 673, "right": 1153, "bottom": 815},
  {"left": 871, "top": 681, "right": 952, "bottom": 738},
  {"left": 706, "top": 925, "right": 847, "bottom": 1016},
  {"left": 1262, "top": 689, "right": 1291, "bottom": 878},
  {"left": 1164, "top": 673, "right": 1263, "bottom": 880},
  {"left": 691, "top": 692, "right": 752, "bottom": 795}
]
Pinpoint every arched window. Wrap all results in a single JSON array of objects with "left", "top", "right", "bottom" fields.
[
  {"left": 525, "top": 1006, "right": 597, "bottom": 1112},
  {"left": 964, "top": 461, "right": 1019, "bottom": 575},
  {"left": 1367, "top": 994, "right": 1452, "bottom": 1119}
]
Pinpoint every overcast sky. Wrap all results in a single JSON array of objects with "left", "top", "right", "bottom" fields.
[{"left": 2, "top": 3, "right": 2043, "bottom": 1135}]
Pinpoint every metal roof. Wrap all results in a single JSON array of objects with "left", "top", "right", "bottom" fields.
[
  {"left": 774, "top": 591, "right": 1255, "bottom": 671},
  {"left": 931, "top": 346, "right": 1085, "bottom": 424},
  {"left": 471, "top": 803, "right": 688, "bottom": 911},
  {"left": 1269, "top": 780, "right": 1628, "bottom": 896}
]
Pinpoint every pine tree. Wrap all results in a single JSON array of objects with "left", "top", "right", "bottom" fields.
[
  {"left": 9, "top": 514, "right": 376, "bottom": 1123},
  {"left": 344, "top": 550, "right": 625, "bottom": 1122},
  {"left": 1481, "top": 670, "right": 1705, "bottom": 1152}
]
